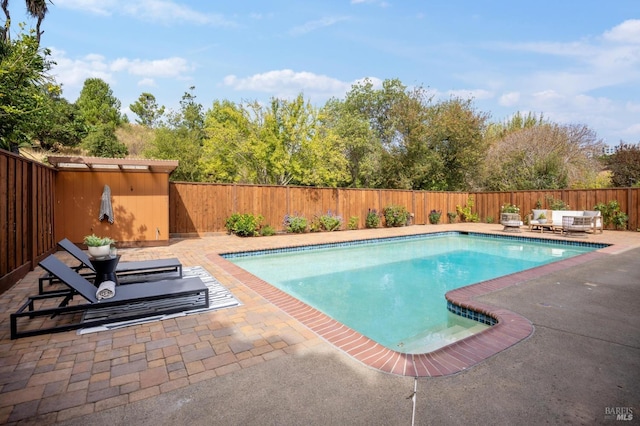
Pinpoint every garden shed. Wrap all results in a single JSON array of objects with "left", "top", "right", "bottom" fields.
[{"left": 48, "top": 156, "right": 178, "bottom": 247}]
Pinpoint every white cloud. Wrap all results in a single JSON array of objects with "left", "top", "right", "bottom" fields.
[
  {"left": 138, "top": 78, "right": 156, "bottom": 87},
  {"left": 448, "top": 89, "right": 493, "bottom": 101},
  {"left": 603, "top": 19, "right": 640, "bottom": 44},
  {"left": 49, "top": 49, "right": 194, "bottom": 100},
  {"left": 56, "top": 0, "right": 235, "bottom": 26},
  {"left": 223, "top": 70, "right": 377, "bottom": 99},
  {"left": 621, "top": 123, "right": 640, "bottom": 135},
  {"left": 110, "top": 57, "right": 193, "bottom": 77},
  {"left": 49, "top": 49, "right": 114, "bottom": 91},
  {"left": 55, "top": 0, "right": 118, "bottom": 16},
  {"left": 290, "top": 17, "right": 350, "bottom": 36},
  {"left": 499, "top": 92, "right": 520, "bottom": 107}
]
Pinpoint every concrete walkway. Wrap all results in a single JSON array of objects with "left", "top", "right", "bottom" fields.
[{"left": 1, "top": 224, "right": 639, "bottom": 425}]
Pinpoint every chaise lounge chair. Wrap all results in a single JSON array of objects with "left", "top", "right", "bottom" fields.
[
  {"left": 11, "top": 256, "right": 209, "bottom": 339},
  {"left": 39, "top": 239, "right": 183, "bottom": 293}
]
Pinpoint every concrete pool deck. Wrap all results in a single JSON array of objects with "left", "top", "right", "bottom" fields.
[{"left": 1, "top": 224, "right": 639, "bottom": 424}]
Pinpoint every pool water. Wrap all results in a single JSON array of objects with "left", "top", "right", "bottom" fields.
[{"left": 226, "top": 233, "right": 598, "bottom": 353}]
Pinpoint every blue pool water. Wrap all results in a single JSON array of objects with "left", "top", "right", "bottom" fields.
[{"left": 225, "top": 233, "right": 602, "bottom": 353}]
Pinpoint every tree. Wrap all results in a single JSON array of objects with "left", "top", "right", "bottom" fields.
[
  {"left": 145, "top": 87, "right": 204, "bottom": 181},
  {"left": 607, "top": 143, "right": 640, "bottom": 187},
  {"left": 76, "top": 78, "right": 125, "bottom": 127},
  {"left": 76, "top": 78, "right": 127, "bottom": 157},
  {"left": 1, "top": 0, "right": 10, "bottom": 42},
  {"left": 25, "top": 0, "right": 50, "bottom": 44},
  {"left": 83, "top": 123, "right": 127, "bottom": 158},
  {"left": 32, "top": 92, "right": 86, "bottom": 151},
  {"left": 200, "top": 100, "right": 254, "bottom": 183},
  {"left": 484, "top": 112, "right": 546, "bottom": 145},
  {"left": 2, "top": 0, "right": 51, "bottom": 44},
  {"left": 320, "top": 99, "right": 375, "bottom": 187},
  {"left": 0, "top": 28, "right": 55, "bottom": 152},
  {"left": 130, "top": 92, "right": 165, "bottom": 127},
  {"left": 422, "top": 97, "right": 489, "bottom": 191},
  {"left": 480, "top": 124, "right": 604, "bottom": 190}
]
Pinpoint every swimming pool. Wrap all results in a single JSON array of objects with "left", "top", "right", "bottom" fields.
[{"left": 224, "top": 232, "right": 604, "bottom": 354}]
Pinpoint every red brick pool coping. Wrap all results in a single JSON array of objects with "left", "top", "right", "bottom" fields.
[{"left": 210, "top": 245, "right": 610, "bottom": 377}]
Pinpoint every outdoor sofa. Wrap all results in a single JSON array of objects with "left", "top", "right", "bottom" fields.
[{"left": 528, "top": 209, "right": 603, "bottom": 234}]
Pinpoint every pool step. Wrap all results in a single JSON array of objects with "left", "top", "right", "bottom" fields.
[{"left": 398, "top": 323, "right": 490, "bottom": 354}]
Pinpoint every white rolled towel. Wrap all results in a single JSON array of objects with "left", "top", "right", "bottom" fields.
[{"left": 96, "top": 280, "right": 116, "bottom": 300}]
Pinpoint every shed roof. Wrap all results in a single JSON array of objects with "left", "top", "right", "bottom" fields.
[{"left": 47, "top": 156, "right": 179, "bottom": 173}]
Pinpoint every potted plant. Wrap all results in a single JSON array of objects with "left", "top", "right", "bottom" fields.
[
  {"left": 428, "top": 209, "right": 442, "bottom": 225},
  {"left": 537, "top": 212, "right": 547, "bottom": 224},
  {"left": 84, "top": 234, "right": 115, "bottom": 258}
]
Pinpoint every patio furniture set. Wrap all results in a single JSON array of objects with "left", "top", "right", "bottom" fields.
[{"left": 501, "top": 209, "right": 603, "bottom": 237}]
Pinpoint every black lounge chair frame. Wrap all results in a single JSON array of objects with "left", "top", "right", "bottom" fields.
[
  {"left": 39, "top": 239, "right": 183, "bottom": 294},
  {"left": 11, "top": 256, "right": 209, "bottom": 339}
]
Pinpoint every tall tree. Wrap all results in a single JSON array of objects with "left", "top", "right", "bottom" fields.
[
  {"left": 423, "top": 97, "right": 489, "bottom": 190},
  {"left": 76, "top": 78, "right": 124, "bottom": 127},
  {"left": 607, "top": 142, "right": 640, "bottom": 187},
  {"left": 321, "top": 98, "right": 376, "bottom": 187},
  {"left": 32, "top": 92, "right": 86, "bottom": 151},
  {"left": 25, "top": 0, "right": 49, "bottom": 44},
  {"left": 76, "top": 78, "right": 127, "bottom": 157},
  {"left": 130, "top": 92, "right": 165, "bottom": 127},
  {"left": 1, "top": 0, "right": 10, "bottom": 42},
  {"left": 146, "top": 87, "right": 204, "bottom": 181},
  {"left": 0, "top": 29, "right": 54, "bottom": 152},
  {"left": 2, "top": 0, "right": 51, "bottom": 44}
]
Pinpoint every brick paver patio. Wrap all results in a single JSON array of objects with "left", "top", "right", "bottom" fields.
[{"left": 1, "top": 224, "right": 638, "bottom": 424}]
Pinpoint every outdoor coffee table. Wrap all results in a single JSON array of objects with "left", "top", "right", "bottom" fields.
[{"left": 89, "top": 255, "right": 120, "bottom": 287}]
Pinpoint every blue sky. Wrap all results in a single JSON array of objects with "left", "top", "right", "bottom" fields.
[{"left": 7, "top": 0, "right": 640, "bottom": 145}]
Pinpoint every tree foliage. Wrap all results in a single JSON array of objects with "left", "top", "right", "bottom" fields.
[
  {"left": 607, "top": 143, "right": 640, "bottom": 187},
  {"left": 130, "top": 92, "right": 165, "bottom": 127},
  {"left": 145, "top": 87, "right": 204, "bottom": 181},
  {"left": 76, "top": 78, "right": 127, "bottom": 157},
  {"left": 480, "top": 124, "right": 604, "bottom": 190},
  {"left": 201, "top": 94, "right": 347, "bottom": 186},
  {"left": 0, "top": 28, "right": 54, "bottom": 152}
]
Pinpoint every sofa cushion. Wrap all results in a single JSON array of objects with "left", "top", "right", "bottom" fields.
[{"left": 531, "top": 209, "right": 546, "bottom": 220}]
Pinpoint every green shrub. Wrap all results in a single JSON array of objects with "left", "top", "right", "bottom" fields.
[
  {"left": 260, "top": 225, "right": 276, "bottom": 236},
  {"left": 594, "top": 200, "right": 628, "bottom": 230},
  {"left": 383, "top": 205, "right": 410, "bottom": 227},
  {"left": 225, "top": 213, "right": 264, "bottom": 237},
  {"left": 283, "top": 214, "right": 307, "bottom": 233},
  {"left": 456, "top": 196, "right": 479, "bottom": 222},
  {"left": 428, "top": 209, "right": 442, "bottom": 225},
  {"left": 348, "top": 216, "right": 359, "bottom": 230},
  {"left": 365, "top": 209, "right": 380, "bottom": 228},
  {"left": 311, "top": 211, "right": 343, "bottom": 232},
  {"left": 447, "top": 211, "right": 457, "bottom": 223}
]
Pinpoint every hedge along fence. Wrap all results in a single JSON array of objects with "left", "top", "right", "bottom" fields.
[{"left": 170, "top": 182, "right": 639, "bottom": 235}]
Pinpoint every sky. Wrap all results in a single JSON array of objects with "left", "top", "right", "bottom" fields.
[{"left": 6, "top": 0, "right": 640, "bottom": 146}]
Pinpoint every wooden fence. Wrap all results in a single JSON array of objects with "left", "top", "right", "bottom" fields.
[
  {"left": 0, "top": 150, "right": 57, "bottom": 294},
  {"left": 1, "top": 149, "right": 638, "bottom": 295},
  {"left": 169, "top": 182, "right": 639, "bottom": 234}
]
